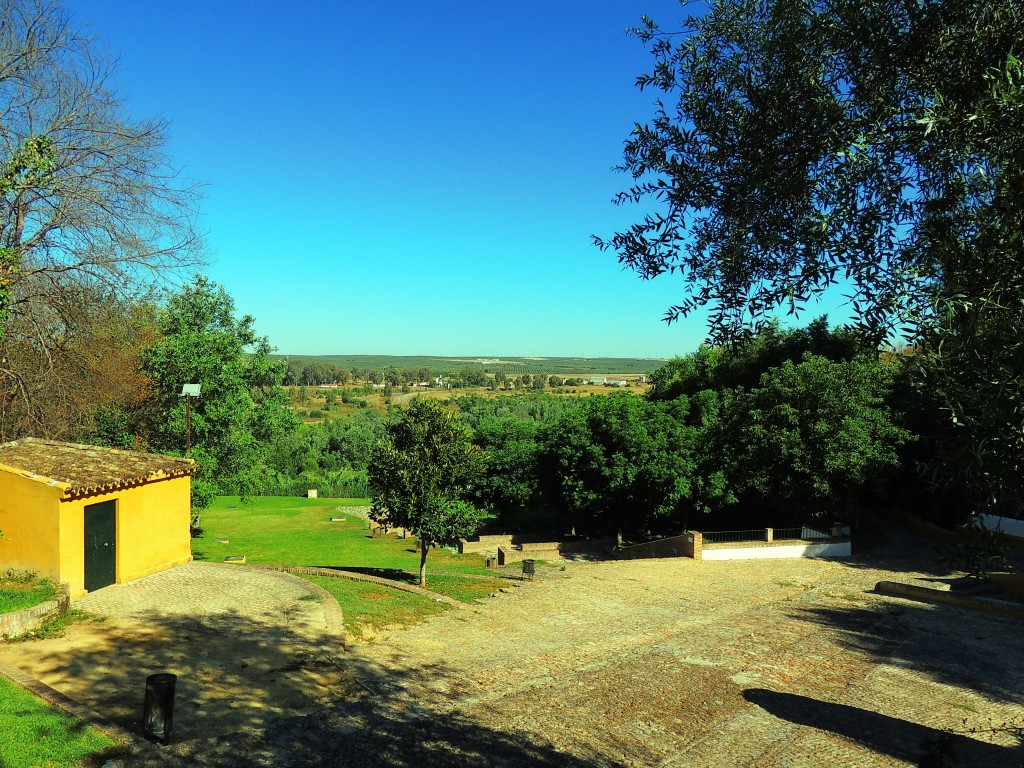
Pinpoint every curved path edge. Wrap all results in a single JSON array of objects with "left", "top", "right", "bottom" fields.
[{"left": 252, "top": 565, "right": 465, "bottom": 608}]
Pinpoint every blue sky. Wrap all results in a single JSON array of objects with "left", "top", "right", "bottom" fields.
[{"left": 64, "top": 1, "right": 842, "bottom": 358}]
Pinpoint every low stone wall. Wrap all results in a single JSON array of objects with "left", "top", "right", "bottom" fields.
[
  {"left": 701, "top": 540, "right": 852, "bottom": 561},
  {"left": 368, "top": 519, "right": 410, "bottom": 538},
  {"left": 496, "top": 538, "right": 615, "bottom": 565},
  {"left": 875, "top": 580, "right": 1024, "bottom": 619},
  {"left": 499, "top": 546, "right": 557, "bottom": 565},
  {"left": 619, "top": 533, "right": 698, "bottom": 560},
  {"left": 459, "top": 533, "right": 555, "bottom": 555},
  {"left": 0, "top": 584, "right": 70, "bottom": 640}
]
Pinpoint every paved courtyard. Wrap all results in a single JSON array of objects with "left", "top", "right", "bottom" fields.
[
  {"left": 2, "top": 529, "right": 1023, "bottom": 767},
  {"left": 0, "top": 562, "right": 347, "bottom": 742}
]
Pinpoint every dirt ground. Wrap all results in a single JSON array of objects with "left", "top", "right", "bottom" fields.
[{"left": 2, "top": 525, "right": 1023, "bottom": 767}]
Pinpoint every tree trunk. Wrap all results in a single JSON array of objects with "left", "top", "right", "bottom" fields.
[{"left": 419, "top": 538, "right": 429, "bottom": 586}]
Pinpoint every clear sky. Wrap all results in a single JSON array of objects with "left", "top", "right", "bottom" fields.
[{"left": 63, "top": 0, "right": 841, "bottom": 359}]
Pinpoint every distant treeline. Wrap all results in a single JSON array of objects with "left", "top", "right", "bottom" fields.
[{"left": 271, "top": 354, "right": 662, "bottom": 378}]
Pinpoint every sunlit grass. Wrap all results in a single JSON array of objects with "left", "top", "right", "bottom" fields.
[
  {"left": 0, "top": 571, "right": 58, "bottom": 614},
  {"left": 300, "top": 575, "right": 449, "bottom": 638},
  {"left": 194, "top": 496, "right": 494, "bottom": 577},
  {"left": 0, "top": 676, "right": 116, "bottom": 768}
]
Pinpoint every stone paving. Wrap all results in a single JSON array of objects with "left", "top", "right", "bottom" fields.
[
  {"left": 77, "top": 561, "right": 344, "bottom": 642},
  {"left": 5, "top": 527, "right": 1024, "bottom": 767},
  {"left": 0, "top": 562, "right": 349, "bottom": 743}
]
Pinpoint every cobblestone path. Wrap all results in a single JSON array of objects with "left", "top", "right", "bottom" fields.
[
  {"left": 342, "top": 537, "right": 1024, "bottom": 768},
  {"left": 0, "top": 562, "right": 347, "bottom": 742}
]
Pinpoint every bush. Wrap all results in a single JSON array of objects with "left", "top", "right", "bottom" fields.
[{"left": 0, "top": 571, "right": 58, "bottom": 614}]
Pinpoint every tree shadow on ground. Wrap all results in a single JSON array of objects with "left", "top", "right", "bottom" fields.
[
  {"left": 0, "top": 607, "right": 352, "bottom": 743},
  {"left": 790, "top": 598, "right": 1024, "bottom": 705},
  {"left": 142, "top": 676, "right": 621, "bottom": 767},
  {"left": 328, "top": 566, "right": 420, "bottom": 585},
  {"left": 744, "top": 688, "right": 1024, "bottom": 768},
  {"left": 3, "top": 604, "right": 616, "bottom": 767},
  {"left": 827, "top": 513, "right": 958, "bottom": 578}
]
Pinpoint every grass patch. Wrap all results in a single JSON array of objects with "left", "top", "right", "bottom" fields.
[
  {"left": 0, "top": 675, "right": 116, "bottom": 768},
  {"left": 195, "top": 496, "right": 493, "bottom": 577},
  {"left": 12, "top": 609, "right": 99, "bottom": 642},
  {"left": 0, "top": 571, "right": 58, "bottom": 614},
  {"left": 300, "top": 575, "right": 449, "bottom": 638},
  {"left": 422, "top": 574, "right": 511, "bottom": 602}
]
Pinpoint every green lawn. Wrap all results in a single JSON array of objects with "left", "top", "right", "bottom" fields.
[
  {"left": 420, "top": 573, "right": 511, "bottom": 602},
  {"left": 0, "top": 571, "right": 58, "bottom": 614},
  {"left": 0, "top": 675, "right": 116, "bottom": 768},
  {"left": 194, "top": 496, "right": 494, "bottom": 576},
  {"left": 300, "top": 575, "right": 450, "bottom": 638}
]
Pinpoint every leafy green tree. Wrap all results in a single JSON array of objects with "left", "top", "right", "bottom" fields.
[
  {"left": 368, "top": 399, "right": 484, "bottom": 585},
  {"left": 473, "top": 417, "right": 541, "bottom": 524},
  {"left": 599, "top": 0, "right": 1021, "bottom": 339},
  {"left": 459, "top": 366, "right": 487, "bottom": 387},
  {"left": 648, "top": 318, "right": 869, "bottom": 401},
  {"left": 1, "top": 136, "right": 55, "bottom": 334},
  {"left": 537, "top": 393, "right": 697, "bottom": 539},
  {"left": 140, "top": 277, "right": 296, "bottom": 515},
  {"left": 283, "top": 360, "right": 303, "bottom": 386},
  {"left": 705, "top": 354, "right": 910, "bottom": 521},
  {"left": 598, "top": 1, "right": 1023, "bottom": 517}
]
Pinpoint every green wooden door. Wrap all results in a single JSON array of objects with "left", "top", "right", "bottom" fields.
[{"left": 84, "top": 500, "right": 116, "bottom": 592}]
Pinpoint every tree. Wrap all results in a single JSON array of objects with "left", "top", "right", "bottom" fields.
[
  {"left": 597, "top": 0, "right": 1023, "bottom": 516},
  {"left": 140, "top": 277, "right": 296, "bottom": 516},
  {"left": 0, "top": 0, "right": 203, "bottom": 309},
  {"left": 0, "top": 0, "right": 203, "bottom": 437},
  {"left": 598, "top": 0, "right": 1021, "bottom": 338},
  {"left": 368, "top": 399, "right": 484, "bottom": 585},
  {"left": 0, "top": 287, "right": 158, "bottom": 441},
  {"left": 537, "top": 393, "right": 697, "bottom": 539},
  {"left": 473, "top": 416, "right": 541, "bottom": 525},
  {"left": 0, "top": 136, "right": 55, "bottom": 334},
  {"left": 704, "top": 354, "right": 910, "bottom": 522},
  {"left": 647, "top": 318, "right": 870, "bottom": 401}
]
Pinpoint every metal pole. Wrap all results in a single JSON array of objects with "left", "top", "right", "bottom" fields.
[{"left": 185, "top": 395, "right": 192, "bottom": 456}]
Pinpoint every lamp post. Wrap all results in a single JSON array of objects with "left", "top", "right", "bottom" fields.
[{"left": 179, "top": 384, "right": 201, "bottom": 456}]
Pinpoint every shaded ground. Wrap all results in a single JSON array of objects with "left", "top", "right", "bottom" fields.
[
  {"left": 0, "top": 563, "right": 349, "bottom": 742},
  {"left": 2, "top": 525, "right": 1024, "bottom": 766}
]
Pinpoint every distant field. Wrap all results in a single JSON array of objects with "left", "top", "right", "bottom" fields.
[
  {"left": 271, "top": 354, "right": 667, "bottom": 376},
  {"left": 288, "top": 382, "right": 649, "bottom": 422}
]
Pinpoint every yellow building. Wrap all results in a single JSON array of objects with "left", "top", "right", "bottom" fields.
[{"left": 0, "top": 438, "right": 195, "bottom": 599}]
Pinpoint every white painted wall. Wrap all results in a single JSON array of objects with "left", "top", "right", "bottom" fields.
[
  {"left": 702, "top": 541, "right": 852, "bottom": 560},
  {"left": 976, "top": 514, "right": 1024, "bottom": 538}
]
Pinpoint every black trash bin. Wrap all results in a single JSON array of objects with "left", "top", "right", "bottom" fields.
[
  {"left": 142, "top": 673, "right": 177, "bottom": 745},
  {"left": 522, "top": 559, "right": 535, "bottom": 579}
]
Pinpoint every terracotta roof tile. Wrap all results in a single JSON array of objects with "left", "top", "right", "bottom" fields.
[{"left": 0, "top": 438, "right": 195, "bottom": 496}]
